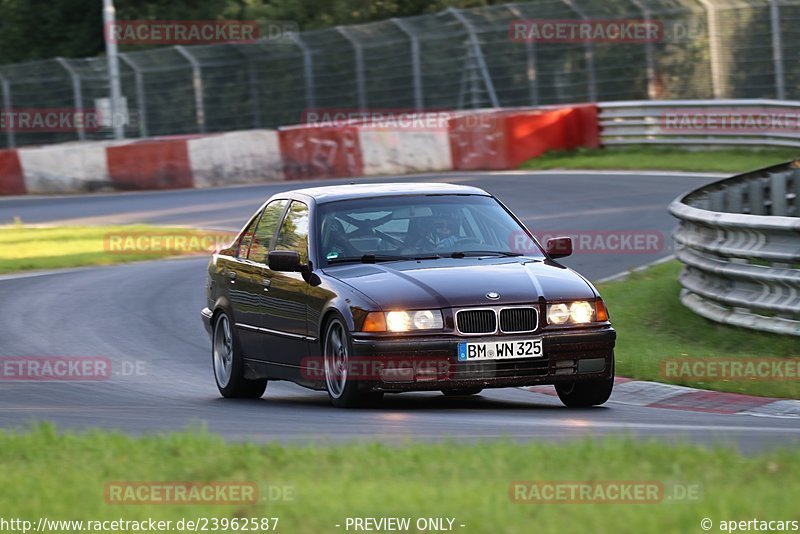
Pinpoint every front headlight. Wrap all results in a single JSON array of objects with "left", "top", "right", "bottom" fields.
[
  {"left": 361, "top": 310, "right": 444, "bottom": 332},
  {"left": 547, "top": 300, "right": 608, "bottom": 325}
]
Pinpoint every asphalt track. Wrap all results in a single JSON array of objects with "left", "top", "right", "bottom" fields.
[{"left": 1, "top": 170, "right": 798, "bottom": 452}]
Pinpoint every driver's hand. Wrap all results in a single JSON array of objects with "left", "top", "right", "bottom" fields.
[{"left": 435, "top": 235, "right": 460, "bottom": 250}]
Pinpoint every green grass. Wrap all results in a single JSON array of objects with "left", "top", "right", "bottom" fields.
[
  {"left": 0, "top": 224, "right": 232, "bottom": 274},
  {"left": 0, "top": 424, "right": 798, "bottom": 533},
  {"left": 521, "top": 146, "right": 799, "bottom": 173},
  {"left": 599, "top": 261, "right": 799, "bottom": 399}
]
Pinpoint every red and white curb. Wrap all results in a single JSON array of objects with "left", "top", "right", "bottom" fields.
[{"left": 525, "top": 378, "right": 800, "bottom": 418}]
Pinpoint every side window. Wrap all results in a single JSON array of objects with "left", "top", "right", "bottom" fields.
[
  {"left": 274, "top": 201, "right": 310, "bottom": 264},
  {"left": 237, "top": 218, "right": 258, "bottom": 259},
  {"left": 248, "top": 200, "right": 288, "bottom": 263}
]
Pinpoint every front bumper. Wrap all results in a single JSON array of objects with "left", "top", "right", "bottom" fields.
[
  {"left": 201, "top": 307, "right": 213, "bottom": 336},
  {"left": 350, "top": 327, "right": 615, "bottom": 392}
]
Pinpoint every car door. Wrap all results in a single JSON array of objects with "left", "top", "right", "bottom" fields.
[
  {"left": 233, "top": 199, "right": 288, "bottom": 359},
  {"left": 257, "top": 200, "right": 312, "bottom": 366}
]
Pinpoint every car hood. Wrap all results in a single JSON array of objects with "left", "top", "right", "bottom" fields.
[{"left": 324, "top": 258, "right": 596, "bottom": 310}]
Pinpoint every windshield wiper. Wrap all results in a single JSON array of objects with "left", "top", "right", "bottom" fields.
[
  {"left": 328, "top": 254, "right": 440, "bottom": 264},
  {"left": 449, "top": 250, "right": 523, "bottom": 258}
]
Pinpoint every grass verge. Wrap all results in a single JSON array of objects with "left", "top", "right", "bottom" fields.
[
  {"left": 0, "top": 224, "right": 232, "bottom": 274},
  {"left": 0, "top": 425, "right": 797, "bottom": 533},
  {"left": 598, "top": 260, "right": 799, "bottom": 399},
  {"left": 520, "top": 146, "right": 799, "bottom": 173}
]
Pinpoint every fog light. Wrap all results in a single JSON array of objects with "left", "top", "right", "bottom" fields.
[{"left": 415, "top": 367, "right": 438, "bottom": 382}]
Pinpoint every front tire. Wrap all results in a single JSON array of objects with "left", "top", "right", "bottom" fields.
[
  {"left": 323, "top": 316, "right": 382, "bottom": 408},
  {"left": 555, "top": 360, "right": 614, "bottom": 408},
  {"left": 212, "top": 311, "right": 267, "bottom": 399}
]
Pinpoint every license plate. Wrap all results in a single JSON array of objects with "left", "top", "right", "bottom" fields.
[{"left": 457, "top": 339, "right": 543, "bottom": 361}]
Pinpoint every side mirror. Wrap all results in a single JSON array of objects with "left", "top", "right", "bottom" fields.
[
  {"left": 546, "top": 237, "right": 572, "bottom": 259},
  {"left": 268, "top": 250, "right": 305, "bottom": 272}
]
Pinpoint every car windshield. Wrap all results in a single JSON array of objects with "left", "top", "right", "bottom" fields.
[{"left": 316, "top": 194, "right": 544, "bottom": 266}]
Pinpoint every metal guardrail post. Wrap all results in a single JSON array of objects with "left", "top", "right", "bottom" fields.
[
  {"left": 0, "top": 72, "right": 15, "bottom": 148},
  {"left": 767, "top": 0, "right": 786, "bottom": 100},
  {"left": 175, "top": 45, "right": 206, "bottom": 133},
  {"left": 337, "top": 26, "right": 367, "bottom": 112},
  {"left": 558, "top": 0, "right": 597, "bottom": 102},
  {"left": 55, "top": 57, "right": 86, "bottom": 141},
  {"left": 448, "top": 7, "right": 500, "bottom": 108},
  {"left": 289, "top": 33, "right": 316, "bottom": 111},
  {"left": 118, "top": 53, "right": 148, "bottom": 138},
  {"left": 391, "top": 18, "right": 424, "bottom": 111},
  {"left": 507, "top": 4, "right": 539, "bottom": 106}
]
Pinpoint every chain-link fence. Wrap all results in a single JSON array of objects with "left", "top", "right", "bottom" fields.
[{"left": 0, "top": 0, "right": 797, "bottom": 148}]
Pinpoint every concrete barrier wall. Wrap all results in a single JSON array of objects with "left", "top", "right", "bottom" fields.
[
  {"left": 359, "top": 130, "right": 452, "bottom": 176},
  {"left": 188, "top": 130, "right": 283, "bottom": 187},
  {"left": 19, "top": 141, "right": 125, "bottom": 194},
  {"left": 0, "top": 105, "right": 599, "bottom": 195}
]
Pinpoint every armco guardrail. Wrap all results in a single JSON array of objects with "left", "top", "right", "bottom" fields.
[
  {"left": 600, "top": 100, "right": 800, "bottom": 148},
  {"left": 669, "top": 161, "right": 800, "bottom": 336}
]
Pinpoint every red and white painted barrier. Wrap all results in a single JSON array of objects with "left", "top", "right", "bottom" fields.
[
  {"left": 0, "top": 149, "right": 25, "bottom": 195},
  {"left": 0, "top": 105, "right": 599, "bottom": 196},
  {"left": 188, "top": 130, "right": 283, "bottom": 187},
  {"left": 359, "top": 130, "right": 453, "bottom": 176}
]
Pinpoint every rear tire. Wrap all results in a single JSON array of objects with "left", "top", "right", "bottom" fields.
[
  {"left": 555, "top": 360, "right": 614, "bottom": 408},
  {"left": 442, "top": 387, "right": 483, "bottom": 397},
  {"left": 323, "top": 316, "right": 383, "bottom": 408},
  {"left": 212, "top": 311, "right": 267, "bottom": 399}
]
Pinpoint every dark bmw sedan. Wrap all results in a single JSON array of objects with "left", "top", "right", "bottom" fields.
[{"left": 202, "top": 183, "right": 615, "bottom": 408}]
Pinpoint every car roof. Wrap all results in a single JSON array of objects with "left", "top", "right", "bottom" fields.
[{"left": 286, "top": 182, "right": 490, "bottom": 204}]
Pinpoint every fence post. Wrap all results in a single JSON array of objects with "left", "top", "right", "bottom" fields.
[
  {"left": 118, "top": 53, "right": 148, "bottom": 138},
  {"left": 767, "top": 0, "right": 786, "bottom": 100},
  {"left": 337, "top": 26, "right": 367, "bottom": 112},
  {"left": 630, "top": 0, "right": 657, "bottom": 99},
  {"left": 55, "top": 58, "right": 86, "bottom": 141},
  {"left": 0, "top": 72, "right": 15, "bottom": 148},
  {"left": 507, "top": 4, "right": 539, "bottom": 106},
  {"left": 175, "top": 45, "right": 206, "bottom": 133},
  {"left": 697, "top": 0, "right": 723, "bottom": 98},
  {"left": 102, "top": 0, "right": 124, "bottom": 140},
  {"left": 391, "top": 18, "right": 424, "bottom": 111},
  {"left": 448, "top": 7, "right": 500, "bottom": 108},
  {"left": 290, "top": 33, "right": 316, "bottom": 111},
  {"left": 558, "top": 0, "right": 597, "bottom": 102}
]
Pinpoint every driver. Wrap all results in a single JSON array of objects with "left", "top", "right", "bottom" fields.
[{"left": 420, "top": 207, "right": 461, "bottom": 250}]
